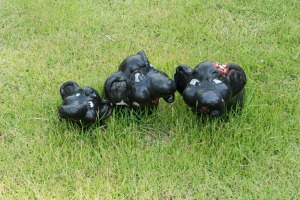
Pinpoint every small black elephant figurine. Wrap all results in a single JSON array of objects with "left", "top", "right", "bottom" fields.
[
  {"left": 103, "top": 50, "right": 176, "bottom": 109},
  {"left": 174, "top": 61, "right": 247, "bottom": 117},
  {"left": 58, "top": 81, "right": 113, "bottom": 124}
]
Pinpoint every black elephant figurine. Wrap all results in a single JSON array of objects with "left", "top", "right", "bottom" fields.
[
  {"left": 174, "top": 61, "right": 247, "bottom": 117},
  {"left": 58, "top": 81, "right": 113, "bottom": 124},
  {"left": 103, "top": 50, "right": 176, "bottom": 109}
]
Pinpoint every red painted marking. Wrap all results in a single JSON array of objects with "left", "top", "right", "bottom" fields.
[
  {"left": 223, "top": 68, "right": 229, "bottom": 75},
  {"left": 152, "top": 98, "right": 159, "bottom": 104},
  {"left": 201, "top": 106, "right": 209, "bottom": 111},
  {"left": 213, "top": 62, "right": 229, "bottom": 76}
]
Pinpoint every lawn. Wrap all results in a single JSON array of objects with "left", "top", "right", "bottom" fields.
[{"left": 1, "top": 0, "right": 299, "bottom": 199}]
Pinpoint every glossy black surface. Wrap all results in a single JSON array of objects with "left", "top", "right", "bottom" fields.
[
  {"left": 58, "top": 81, "right": 112, "bottom": 124},
  {"left": 104, "top": 50, "right": 176, "bottom": 109},
  {"left": 174, "top": 61, "right": 247, "bottom": 117}
]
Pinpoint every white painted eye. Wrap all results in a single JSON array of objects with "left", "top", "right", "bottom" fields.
[
  {"left": 212, "top": 79, "right": 222, "bottom": 84},
  {"left": 75, "top": 93, "right": 81, "bottom": 97},
  {"left": 87, "top": 101, "right": 94, "bottom": 108},
  {"left": 190, "top": 79, "right": 200, "bottom": 86},
  {"left": 134, "top": 73, "right": 141, "bottom": 82}
]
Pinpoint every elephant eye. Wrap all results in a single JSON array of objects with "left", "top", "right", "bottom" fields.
[
  {"left": 87, "top": 101, "right": 94, "bottom": 108},
  {"left": 75, "top": 89, "right": 83, "bottom": 97},
  {"left": 190, "top": 79, "right": 200, "bottom": 86},
  {"left": 212, "top": 78, "right": 222, "bottom": 84},
  {"left": 134, "top": 72, "right": 144, "bottom": 82}
]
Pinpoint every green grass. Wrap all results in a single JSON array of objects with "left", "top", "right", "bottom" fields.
[{"left": 1, "top": 0, "right": 299, "bottom": 199}]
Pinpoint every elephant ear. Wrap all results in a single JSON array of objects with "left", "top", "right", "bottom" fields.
[
  {"left": 174, "top": 65, "right": 192, "bottom": 94},
  {"left": 103, "top": 71, "right": 129, "bottom": 104},
  {"left": 226, "top": 63, "right": 247, "bottom": 97},
  {"left": 60, "top": 81, "right": 80, "bottom": 99},
  {"left": 138, "top": 50, "right": 150, "bottom": 67}
]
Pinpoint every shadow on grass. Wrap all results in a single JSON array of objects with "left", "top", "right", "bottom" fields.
[{"left": 52, "top": 106, "right": 164, "bottom": 148}]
